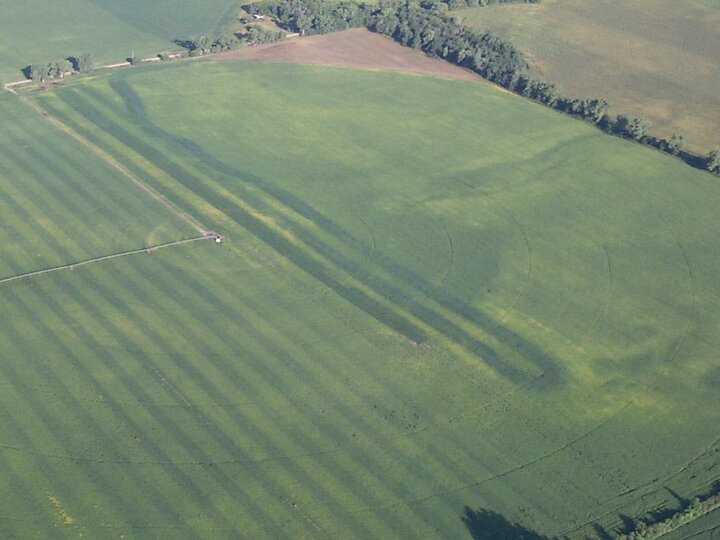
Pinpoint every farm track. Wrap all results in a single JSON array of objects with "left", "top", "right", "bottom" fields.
[
  {"left": 498, "top": 212, "right": 533, "bottom": 324},
  {"left": 416, "top": 221, "right": 455, "bottom": 301},
  {"left": 290, "top": 211, "right": 380, "bottom": 305},
  {"left": 24, "top": 386, "right": 256, "bottom": 410},
  {"left": 577, "top": 242, "right": 614, "bottom": 347}
]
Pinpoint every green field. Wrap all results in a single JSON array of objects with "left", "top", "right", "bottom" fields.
[
  {"left": 698, "top": 0, "right": 720, "bottom": 9},
  {"left": 2, "top": 60, "right": 720, "bottom": 538},
  {"left": 0, "top": 94, "right": 197, "bottom": 278},
  {"left": 0, "top": 0, "right": 242, "bottom": 83},
  {"left": 454, "top": 0, "right": 720, "bottom": 154}
]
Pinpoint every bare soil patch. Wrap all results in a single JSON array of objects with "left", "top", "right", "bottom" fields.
[{"left": 216, "top": 28, "right": 484, "bottom": 83}]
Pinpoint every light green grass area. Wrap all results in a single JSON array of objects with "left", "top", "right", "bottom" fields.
[
  {"left": 0, "top": 0, "right": 242, "bottom": 83},
  {"left": 454, "top": 0, "right": 720, "bottom": 153},
  {"left": 2, "top": 61, "right": 719, "bottom": 538}
]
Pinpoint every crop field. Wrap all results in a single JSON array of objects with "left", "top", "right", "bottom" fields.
[
  {"left": 454, "top": 0, "right": 720, "bottom": 154},
  {"left": 0, "top": 94, "right": 198, "bottom": 279},
  {"left": 0, "top": 0, "right": 242, "bottom": 83},
  {"left": 1, "top": 60, "right": 719, "bottom": 538}
]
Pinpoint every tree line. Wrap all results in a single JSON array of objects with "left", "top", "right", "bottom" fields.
[
  {"left": 243, "top": 0, "right": 720, "bottom": 175},
  {"left": 178, "top": 24, "right": 284, "bottom": 57},
  {"left": 243, "top": 0, "right": 368, "bottom": 35},
  {"left": 27, "top": 53, "right": 93, "bottom": 83},
  {"left": 422, "top": 0, "right": 539, "bottom": 12},
  {"left": 616, "top": 484, "right": 720, "bottom": 539}
]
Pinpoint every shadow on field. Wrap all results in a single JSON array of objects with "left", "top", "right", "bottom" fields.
[
  {"left": 461, "top": 506, "right": 550, "bottom": 539},
  {"left": 55, "top": 71, "right": 562, "bottom": 387}
]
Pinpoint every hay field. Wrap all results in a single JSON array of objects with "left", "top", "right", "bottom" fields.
[
  {"left": 454, "top": 0, "right": 720, "bottom": 154},
  {"left": 0, "top": 0, "right": 242, "bottom": 83},
  {"left": 1, "top": 61, "right": 719, "bottom": 538}
]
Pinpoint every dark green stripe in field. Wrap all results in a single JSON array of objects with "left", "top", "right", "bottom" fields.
[
  {"left": 42, "top": 78, "right": 558, "bottom": 386},
  {"left": 5, "top": 61, "right": 719, "bottom": 538},
  {"left": 0, "top": 98, "right": 195, "bottom": 280},
  {"left": 28, "top": 90, "right": 486, "bottom": 532},
  {"left": 49, "top": 90, "right": 430, "bottom": 349},
  {"left": 104, "top": 77, "right": 561, "bottom": 383},
  {"left": 0, "top": 243, "right": 200, "bottom": 529}
]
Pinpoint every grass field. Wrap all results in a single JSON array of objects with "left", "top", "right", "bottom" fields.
[
  {"left": 0, "top": 0, "right": 242, "bottom": 84},
  {"left": 454, "top": 0, "right": 720, "bottom": 154},
  {"left": 2, "top": 61, "right": 719, "bottom": 538}
]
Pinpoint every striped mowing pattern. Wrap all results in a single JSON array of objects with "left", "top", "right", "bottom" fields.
[{"left": 2, "top": 63, "right": 719, "bottom": 538}]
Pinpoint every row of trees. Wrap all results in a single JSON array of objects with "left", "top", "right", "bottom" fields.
[
  {"left": 244, "top": 0, "right": 536, "bottom": 31},
  {"left": 366, "top": 1, "right": 691, "bottom": 152},
  {"left": 617, "top": 487, "right": 720, "bottom": 539},
  {"left": 372, "top": 0, "right": 527, "bottom": 84},
  {"left": 26, "top": 25, "right": 285, "bottom": 82},
  {"left": 29, "top": 60, "right": 72, "bottom": 83},
  {"left": 180, "top": 25, "right": 284, "bottom": 57},
  {"left": 245, "top": 0, "right": 368, "bottom": 35},
  {"left": 28, "top": 53, "right": 93, "bottom": 83},
  {"left": 245, "top": 0, "right": 527, "bottom": 83},
  {"left": 245, "top": 0, "right": 720, "bottom": 175},
  {"left": 423, "top": 0, "right": 538, "bottom": 11},
  {"left": 16, "top": 0, "right": 720, "bottom": 175}
]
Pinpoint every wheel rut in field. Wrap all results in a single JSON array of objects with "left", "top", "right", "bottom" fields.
[
  {"left": 550, "top": 176, "right": 706, "bottom": 537},
  {"left": 342, "top": 400, "right": 636, "bottom": 518},
  {"left": 498, "top": 212, "right": 534, "bottom": 324}
]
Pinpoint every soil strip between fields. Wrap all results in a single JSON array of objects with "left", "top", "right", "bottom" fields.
[
  {"left": 0, "top": 236, "right": 210, "bottom": 287},
  {"left": 23, "top": 97, "right": 212, "bottom": 236}
]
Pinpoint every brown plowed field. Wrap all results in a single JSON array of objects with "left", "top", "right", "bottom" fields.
[{"left": 216, "top": 28, "right": 484, "bottom": 82}]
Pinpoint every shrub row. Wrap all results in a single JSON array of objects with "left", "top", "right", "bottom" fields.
[{"left": 617, "top": 488, "right": 720, "bottom": 539}]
